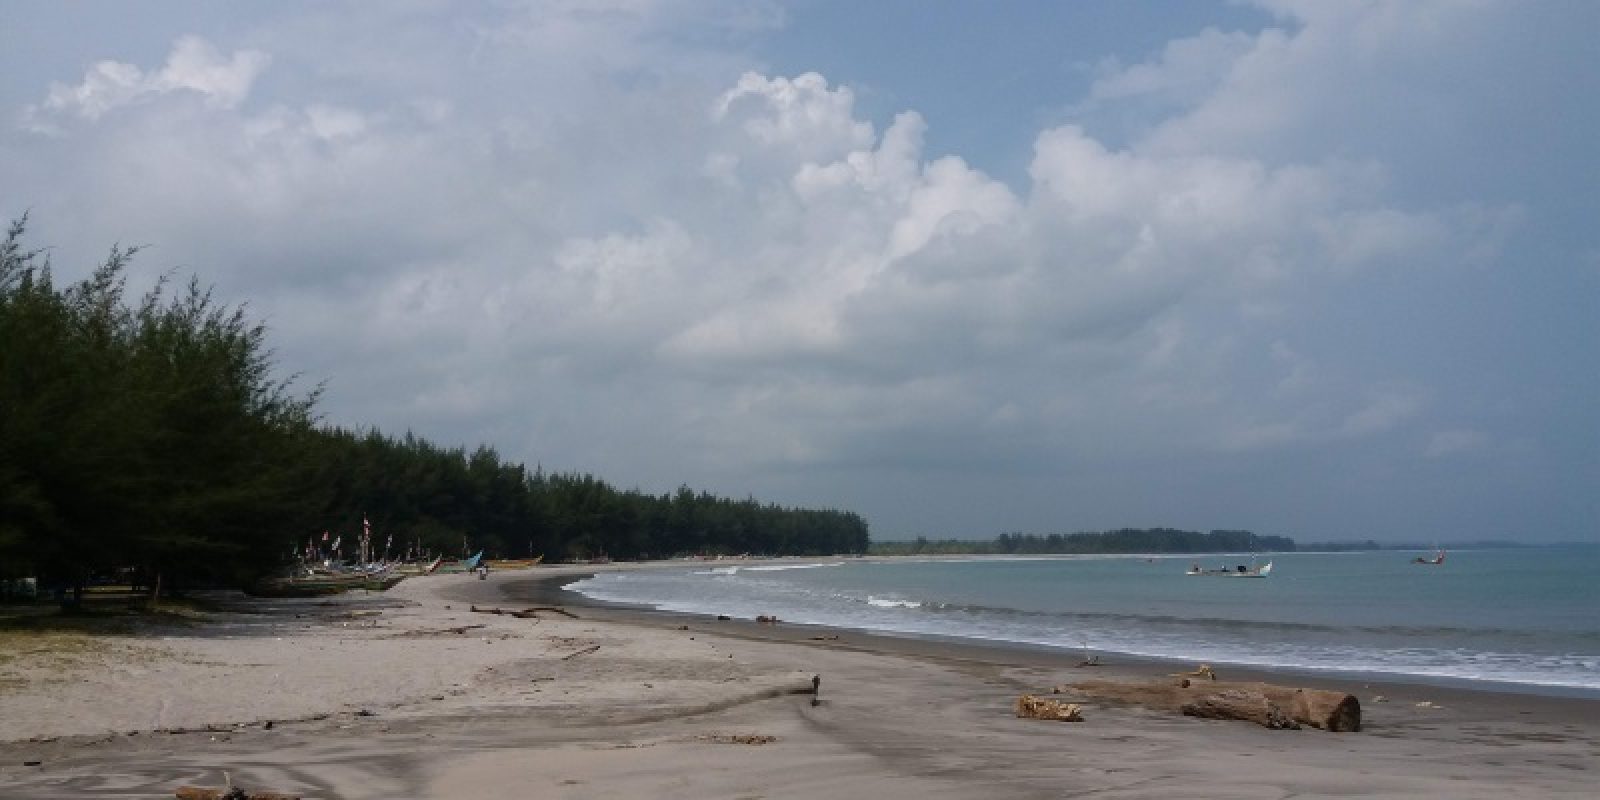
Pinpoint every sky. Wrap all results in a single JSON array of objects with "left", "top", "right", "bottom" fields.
[{"left": 3, "top": 1, "right": 1596, "bottom": 544}]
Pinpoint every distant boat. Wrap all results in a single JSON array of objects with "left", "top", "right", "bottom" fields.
[
  {"left": 1412, "top": 549, "right": 1446, "bottom": 565},
  {"left": 1186, "top": 561, "right": 1273, "bottom": 578},
  {"left": 431, "top": 551, "right": 485, "bottom": 574},
  {"left": 485, "top": 555, "right": 544, "bottom": 569},
  {"left": 247, "top": 566, "right": 402, "bottom": 598}
]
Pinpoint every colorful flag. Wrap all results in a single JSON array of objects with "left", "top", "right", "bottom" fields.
[{"left": 322, "top": 530, "right": 330, "bottom": 542}]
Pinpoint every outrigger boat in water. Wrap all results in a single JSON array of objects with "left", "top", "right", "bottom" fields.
[
  {"left": 1411, "top": 549, "right": 1446, "bottom": 565},
  {"left": 1186, "top": 561, "right": 1273, "bottom": 578}
]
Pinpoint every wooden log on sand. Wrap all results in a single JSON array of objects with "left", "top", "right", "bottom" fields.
[
  {"left": 1063, "top": 679, "right": 1360, "bottom": 732},
  {"left": 1180, "top": 688, "right": 1299, "bottom": 729},
  {"left": 470, "top": 604, "right": 578, "bottom": 619}
]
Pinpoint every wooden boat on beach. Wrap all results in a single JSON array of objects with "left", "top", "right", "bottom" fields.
[
  {"left": 247, "top": 566, "right": 404, "bottom": 598},
  {"left": 486, "top": 555, "right": 544, "bottom": 569},
  {"left": 430, "top": 551, "right": 485, "bottom": 574}
]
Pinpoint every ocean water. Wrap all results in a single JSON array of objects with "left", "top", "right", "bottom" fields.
[{"left": 567, "top": 547, "right": 1600, "bottom": 696}]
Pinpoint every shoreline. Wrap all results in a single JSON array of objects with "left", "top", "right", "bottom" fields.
[
  {"left": 521, "top": 565, "right": 1600, "bottom": 705},
  {"left": 2, "top": 565, "right": 1596, "bottom": 798}
]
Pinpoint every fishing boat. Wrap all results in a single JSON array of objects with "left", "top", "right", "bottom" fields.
[
  {"left": 247, "top": 570, "right": 370, "bottom": 598},
  {"left": 485, "top": 555, "right": 544, "bottom": 569},
  {"left": 247, "top": 565, "right": 403, "bottom": 597},
  {"left": 1411, "top": 549, "right": 1446, "bottom": 565},
  {"left": 361, "top": 571, "right": 406, "bottom": 590},
  {"left": 431, "top": 551, "right": 485, "bottom": 574},
  {"left": 1186, "top": 561, "right": 1273, "bottom": 578}
]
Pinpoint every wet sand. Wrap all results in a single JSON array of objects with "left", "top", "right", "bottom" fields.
[{"left": 2, "top": 563, "right": 1596, "bottom": 799}]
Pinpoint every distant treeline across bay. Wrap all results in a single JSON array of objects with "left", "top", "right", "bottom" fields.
[
  {"left": 0, "top": 218, "right": 866, "bottom": 599},
  {"left": 871, "top": 528, "right": 1297, "bottom": 556}
]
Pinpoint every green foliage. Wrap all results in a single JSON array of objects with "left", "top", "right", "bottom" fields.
[
  {"left": 306, "top": 427, "right": 869, "bottom": 561},
  {"left": 0, "top": 217, "right": 869, "bottom": 596},
  {"left": 870, "top": 528, "right": 1297, "bottom": 556},
  {"left": 0, "top": 218, "right": 324, "bottom": 593}
]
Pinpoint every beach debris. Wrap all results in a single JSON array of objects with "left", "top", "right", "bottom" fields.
[
  {"left": 470, "top": 604, "right": 577, "bottom": 619},
  {"left": 756, "top": 614, "right": 779, "bottom": 624},
  {"left": 561, "top": 644, "right": 602, "bottom": 661},
  {"left": 1065, "top": 679, "right": 1361, "bottom": 732},
  {"left": 696, "top": 733, "right": 779, "bottom": 745},
  {"left": 1015, "top": 694, "right": 1084, "bottom": 722},
  {"left": 23, "top": 760, "right": 41, "bottom": 767},
  {"left": 1372, "top": 695, "right": 1387, "bottom": 703},
  {"left": 175, "top": 786, "right": 300, "bottom": 800},
  {"left": 1077, "top": 638, "right": 1101, "bottom": 667},
  {"left": 397, "top": 623, "right": 487, "bottom": 637},
  {"left": 1171, "top": 664, "right": 1217, "bottom": 680},
  {"left": 808, "top": 634, "right": 840, "bottom": 641},
  {"left": 1414, "top": 700, "right": 1441, "bottom": 709},
  {"left": 717, "top": 614, "right": 732, "bottom": 621}
]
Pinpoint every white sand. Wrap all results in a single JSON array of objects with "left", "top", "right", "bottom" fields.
[{"left": 2, "top": 566, "right": 1596, "bottom": 799}]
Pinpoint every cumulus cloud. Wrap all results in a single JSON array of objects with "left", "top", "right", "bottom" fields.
[
  {"left": 3, "top": 1, "right": 1590, "bottom": 539},
  {"left": 31, "top": 36, "right": 268, "bottom": 124}
]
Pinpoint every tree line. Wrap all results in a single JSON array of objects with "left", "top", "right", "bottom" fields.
[
  {"left": 870, "top": 528, "right": 1297, "bottom": 556},
  {"left": 0, "top": 218, "right": 866, "bottom": 601}
]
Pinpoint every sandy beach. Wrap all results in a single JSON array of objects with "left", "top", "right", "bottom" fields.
[{"left": 2, "top": 563, "right": 1596, "bottom": 799}]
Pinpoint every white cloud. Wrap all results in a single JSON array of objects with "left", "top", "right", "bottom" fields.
[
  {"left": 4, "top": 1, "right": 1589, "bottom": 540},
  {"left": 34, "top": 36, "right": 268, "bottom": 122},
  {"left": 1089, "top": 26, "right": 1257, "bottom": 107},
  {"left": 715, "top": 71, "right": 874, "bottom": 161}
]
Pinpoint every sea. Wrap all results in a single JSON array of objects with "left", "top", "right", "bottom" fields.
[{"left": 567, "top": 546, "right": 1600, "bottom": 697}]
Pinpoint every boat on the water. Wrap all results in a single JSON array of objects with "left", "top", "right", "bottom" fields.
[
  {"left": 1411, "top": 549, "right": 1446, "bottom": 565},
  {"left": 1186, "top": 561, "right": 1273, "bottom": 578}
]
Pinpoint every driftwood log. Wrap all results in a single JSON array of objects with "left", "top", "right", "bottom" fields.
[
  {"left": 560, "top": 644, "right": 602, "bottom": 660},
  {"left": 1063, "top": 679, "right": 1360, "bottom": 732},
  {"left": 470, "top": 604, "right": 578, "bottom": 619},
  {"left": 175, "top": 787, "right": 301, "bottom": 800},
  {"left": 1181, "top": 688, "right": 1299, "bottom": 729}
]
